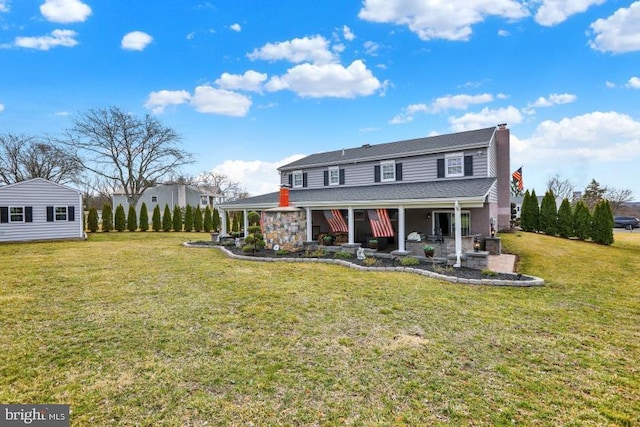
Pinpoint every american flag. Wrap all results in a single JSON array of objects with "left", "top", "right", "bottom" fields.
[
  {"left": 512, "top": 167, "right": 523, "bottom": 191},
  {"left": 259, "top": 211, "right": 266, "bottom": 233},
  {"left": 367, "top": 209, "right": 394, "bottom": 237},
  {"left": 323, "top": 209, "right": 348, "bottom": 233}
]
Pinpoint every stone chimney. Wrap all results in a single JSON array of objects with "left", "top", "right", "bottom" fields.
[{"left": 496, "top": 124, "right": 510, "bottom": 230}]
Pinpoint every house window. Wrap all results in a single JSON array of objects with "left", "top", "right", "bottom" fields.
[
  {"left": 10, "top": 207, "right": 24, "bottom": 222},
  {"left": 445, "top": 153, "right": 463, "bottom": 177},
  {"left": 151, "top": 195, "right": 158, "bottom": 203},
  {"left": 292, "top": 170, "right": 303, "bottom": 188},
  {"left": 55, "top": 206, "right": 68, "bottom": 221},
  {"left": 381, "top": 161, "right": 395, "bottom": 182},
  {"left": 329, "top": 167, "right": 340, "bottom": 185},
  {"left": 200, "top": 196, "right": 208, "bottom": 205}
]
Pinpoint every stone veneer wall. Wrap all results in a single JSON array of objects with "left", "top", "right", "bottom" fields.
[{"left": 263, "top": 209, "right": 307, "bottom": 251}]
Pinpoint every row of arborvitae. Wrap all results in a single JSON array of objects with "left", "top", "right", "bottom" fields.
[
  {"left": 86, "top": 203, "right": 221, "bottom": 232},
  {"left": 520, "top": 189, "right": 614, "bottom": 245}
]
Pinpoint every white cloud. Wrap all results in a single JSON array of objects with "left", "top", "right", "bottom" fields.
[
  {"left": 498, "top": 29, "right": 510, "bottom": 36},
  {"left": 13, "top": 29, "right": 78, "bottom": 50},
  {"left": 605, "top": 81, "right": 616, "bottom": 88},
  {"left": 209, "top": 154, "right": 306, "bottom": 196},
  {"left": 343, "top": 25, "right": 355, "bottom": 41},
  {"left": 391, "top": 93, "right": 494, "bottom": 124},
  {"left": 589, "top": 2, "right": 640, "bottom": 53},
  {"left": 0, "top": 103, "right": 4, "bottom": 112},
  {"left": 186, "top": 32, "right": 195, "bottom": 40},
  {"left": 363, "top": 40, "right": 379, "bottom": 55},
  {"left": 0, "top": 1, "right": 9, "bottom": 13},
  {"left": 265, "top": 60, "right": 381, "bottom": 98},
  {"left": 358, "top": 0, "right": 528, "bottom": 41},
  {"left": 215, "top": 70, "right": 268, "bottom": 92},
  {"left": 121, "top": 31, "right": 153, "bottom": 51},
  {"left": 230, "top": 23, "right": 241, "bottom": 32},
  {"left": 40, "top": 0, "right": 91, "bottom": 23},
  {"left": 449, "top": 106, "right": 523, "bottom": 131},
  {"left": 530, "top": 93, "right": 577, "bottom": 107},
  {"left": 54, "top": 111, "right": 70, "bottom": 116},
  {"left": 190, "top": 85, "right": 252, "bottom": 117},
  {"left": 513, "top": 111, "right": 640, "bottom": 163},
  {"left": 627, "top": 76, "right": 640, "bottom": 89},
  {"left": 144, "top": 90, "right": 191, "bottom": 114},
  {"left": 247, "top": 35, "right": 337, "bottom": 64},
  {"left": 535, "top": 0, "right": 605, "bottom": 26}
]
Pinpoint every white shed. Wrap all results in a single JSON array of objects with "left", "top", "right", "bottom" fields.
[{"left": 0, "top": 178, "right": 84, "bottom": 243}]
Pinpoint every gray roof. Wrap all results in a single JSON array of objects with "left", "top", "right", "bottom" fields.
[
  {"left": 279, "top": 127, "right": 497, "bottom": 171},
  {"left": 219, "top": 178, "right": 496, "bottom": 209}
]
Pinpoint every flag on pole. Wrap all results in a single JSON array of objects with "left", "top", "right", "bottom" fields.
[
  {"left": 259, "top": 211, "right": 266, "bottom": 233},
  {"left": 367, "top": 209, "right": 395, "bottom": 237},
  {"left": 512, "top": 167, "right": 523, "bottom": 191},
  {"left": 323, "top": 209, "right": 348, "bottom": 233}
]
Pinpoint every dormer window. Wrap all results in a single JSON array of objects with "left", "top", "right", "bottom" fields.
[
  {"left": 381, "top": 160, "right": 396, "bottom": 182},
  {"left": 445, "top": 153, "right": 463, "bottom": 177}
]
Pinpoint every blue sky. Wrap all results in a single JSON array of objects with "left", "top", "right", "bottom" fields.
[{"left": 1, "top": 0, "right": 639, "bottom": 200}]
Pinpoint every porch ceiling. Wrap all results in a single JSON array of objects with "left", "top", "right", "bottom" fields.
[{"left": 218, "top": 177, "right": 496, "bottom": 210}]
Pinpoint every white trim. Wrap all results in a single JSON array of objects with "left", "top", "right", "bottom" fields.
[
  {"left": 328, "top": 166, "right": 340, "bottom": 186},
  {"left": 445, "top": 152, "right": 464, "bottom": 177},
  {"left": 9, "top": 206, "right": 25, "bottom": 223},
  {"left": 292, "top": 170, "right": 303, "bottom": 188}
]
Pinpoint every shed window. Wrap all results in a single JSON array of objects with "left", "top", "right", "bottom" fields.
[
  {"left": 151, "top": 195, "right": 158, "bottom": 203},
  {"left": 10, "top": 207, "right": 24, "bottom": 222},
  {"left": 55, "top": 207, "right": 68, "bottom": 221}
]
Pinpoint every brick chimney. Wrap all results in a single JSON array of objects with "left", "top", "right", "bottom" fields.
[{"left": 496, "top": 124, "right": 510, "bottom": 230}]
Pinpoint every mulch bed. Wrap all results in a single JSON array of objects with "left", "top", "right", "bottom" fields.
[{"left": 186, "top": 241, "right": 542, "bottom": 286}]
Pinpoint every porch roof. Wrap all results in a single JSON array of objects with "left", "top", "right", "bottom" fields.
[{"left": 219, "top": 177, "right": 496, "bottom": 210}]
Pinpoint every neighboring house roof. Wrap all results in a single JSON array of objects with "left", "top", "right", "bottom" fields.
[
  {"left": 279, "top": 127, "right": 497, "bottom": 171},
  {"left": 221, "top": 177, "right": 496, "bottom": 209},
  {"left": 112, "top": 182, "right": 222, "bottom": 196}
]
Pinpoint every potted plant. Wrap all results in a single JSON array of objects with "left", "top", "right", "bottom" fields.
[
  {"left": 368, "top": 238, "right": 378, "bottom": 249},
  {"left": 423, "top": 245, "right": 435, "bottom": 257}
]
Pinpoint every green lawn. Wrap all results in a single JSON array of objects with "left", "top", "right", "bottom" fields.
[{"left": 1, "top": 231, "right": 638, "bottom": 426}]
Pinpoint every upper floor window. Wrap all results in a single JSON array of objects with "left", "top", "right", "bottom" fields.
[
  {"left": 292, "top": 170, "right": 303, "bottom": 188},
  {"left": 381, "top": 161, "right": 396, "bottom": 182},
  {"left": 329, "top": 167, "right": 340, "bottom": 185},
  {"left": 445, "top": 153, "right": 463, "bottom": 177},
  {"left": 10, "top": 207, "right": 24, "bottom": 222}
]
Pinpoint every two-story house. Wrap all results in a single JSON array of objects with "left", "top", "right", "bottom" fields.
[
  {"left": 112, "top": 182, "right": 223, "bottom": 218},
  {"left": 217, "top": 124, "right": 511, "bottom": 257}
]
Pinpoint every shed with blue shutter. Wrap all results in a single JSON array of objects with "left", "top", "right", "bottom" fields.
[{"left": 0, "top": 178, "right": 84, "bottom": 243}]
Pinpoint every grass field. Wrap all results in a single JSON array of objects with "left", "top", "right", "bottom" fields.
[{"left": 1, "top": 231, "right": 638, "bottom": 426}]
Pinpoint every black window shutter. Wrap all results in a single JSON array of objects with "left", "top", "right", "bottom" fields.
[
  {"left": 339, "top": 169, "right": 345, "bottom": 185},
  {"left": 437, "top": 159, "right": 445, "bottom": 178},
  {"left": 302, "top": 173, "right": 308, "bottom": 187},
  {"left": 374, "top": 165, "right": 381, "bottom": 182},
  {"left": 464, "top": 156, "right": 473, "bottom": 176},
  {"left": 288, "top": 174, "right": 293, "bottom": 187},
  {"left": 0, "top": 207, "right": 8, "bottom": 223},
  {"left": 324, "top": 170, "right": 329, "bottom": 186},
  {"left": 47, "top": 206, "right": 54, "bottom": 222},
  {"left": 68, "top": 206, "right": 75, "bottom": 221},
  {"left": 25, "top": 207, "right": 33, "bottom": 223},
  {"left": 395, "top": 163, "right": 403, "bottom": 181}
]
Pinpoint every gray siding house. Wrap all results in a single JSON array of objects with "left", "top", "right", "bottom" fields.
[
  {"left": 0, "top": 178, "right": 84, "bottom": 243},
  {"left": 218, "top": 125, "right": 511, "bottom": 256},
  {"left": 112, "top": 183, "right": 223, "bottom": 217}
]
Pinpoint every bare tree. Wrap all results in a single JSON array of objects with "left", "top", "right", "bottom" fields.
[
  {"left": 580, "top": 178, "right": 633, "bottom": 213},
  {"left": 545, "top": 174, "right": 574, "bottom": 200},
  {"left": 62, "top": 107, "right": 194, "bottom": 207},
  {"left": 0, "top": 133, "right": 82, "bottom": 185},
  {"left": 606, "top": 188, "right": 634, "bottom": 214},
  {"left": 195, "top": 171, "right": 248, "bottom": 202}
]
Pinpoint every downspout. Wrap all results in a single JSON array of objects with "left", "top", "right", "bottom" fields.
[{"left": 454, "top": 199, "right": 462, "bottom": 268}]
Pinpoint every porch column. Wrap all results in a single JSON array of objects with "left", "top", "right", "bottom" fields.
[
  {"left": 220, "top": 209, "right": 227, "bottom": 235},
  {"left": 397, "top": 206, "right": 406, "bottom": 252},
  {"left": 454, "top": 200, "right": 462, "bottom": 267},
  {"left": 243, "top": 209, "right": 249, "bottom": 237},
  {"left": 347, "top": 207, "right": 355, "bottom": 244},
  {"left": 306, "top": 207, "right": 312, "bottom": 241}
]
